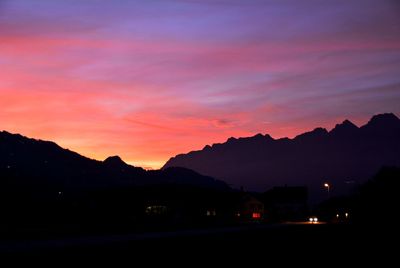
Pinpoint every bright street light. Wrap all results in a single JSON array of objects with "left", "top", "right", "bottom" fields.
[{"left": 324, "top": 183, "right": 330, "bottom": 194}]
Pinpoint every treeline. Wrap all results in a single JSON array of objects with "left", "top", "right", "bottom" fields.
[{"left": 316, "top": 166, "right": 400, "bottom": 226}]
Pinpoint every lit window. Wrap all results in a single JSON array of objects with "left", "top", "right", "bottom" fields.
[
  {"left": 206, "top": 209, "right": 216, "bottom": 216},
  {"left": 145, "top": 205, "right": 167, "bottom": 215}
]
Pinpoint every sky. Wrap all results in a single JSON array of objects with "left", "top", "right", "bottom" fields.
[{"left": 1, "top": 0, "right": 400, "bottom": 169}]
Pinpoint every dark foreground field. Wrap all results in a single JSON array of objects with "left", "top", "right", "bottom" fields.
[{"left": 0, "top": 223, "right": 395, "bottom": 264}]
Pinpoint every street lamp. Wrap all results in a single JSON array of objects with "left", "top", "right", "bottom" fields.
[{"left": 324, "top": 183, "right": 330, "bottom": 194}]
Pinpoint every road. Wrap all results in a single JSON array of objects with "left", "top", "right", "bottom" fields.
[{"left": 0, "top": 223, "right": 395, "bottom": 263}]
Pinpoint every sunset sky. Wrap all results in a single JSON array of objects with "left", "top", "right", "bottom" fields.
[{"left": 1, "top": 0, "right": 400, "bottom": 169}]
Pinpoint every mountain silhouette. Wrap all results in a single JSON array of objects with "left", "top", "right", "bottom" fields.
[
  {"left": 329, "top": 119, "right": 358, "bottom": 138},
  {"left": 0, "top": 131, "right": 228, "bottom": 191},
  {"left": 104, "top": 155, "right": 128, "bottom": 166},
  {"left": 164, "top": 113, "right": 400, "bottom": 202}
]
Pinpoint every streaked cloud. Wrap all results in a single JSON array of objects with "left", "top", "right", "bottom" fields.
[{"left": 1, "top": 0, "right": 399, "bottom": 168}]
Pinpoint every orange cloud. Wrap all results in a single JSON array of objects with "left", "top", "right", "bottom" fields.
[{"left": 1, "top": 0, "right": 400, "bottom": 169}]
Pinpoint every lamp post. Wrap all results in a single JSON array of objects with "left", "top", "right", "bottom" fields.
[{"left": 324, "top": 183, "right": 330, "bottom": 195}]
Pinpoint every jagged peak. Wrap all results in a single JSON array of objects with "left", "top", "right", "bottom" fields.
[
  {"left": 104, "top": 155, "right": 127, "bottom": 166},
  {"left": 251, "top": 133, "right": 274, "bottom": 141},
  {"left": 226, "top": 133, "right": 274, "bottom": 144},
  {"left": 203, "top": 144, "right": 212, "bottom": 150},
  {"left": 330, "top": 119, "right": 358, "bottom": 134},
  {"left": 367, "top": 113, "right": 399, "bottom": 126},
  {"left": 341, "top": 119, "right": 357, "bottom": 128},
  {"left": 226, "top": 137, "right": 237, "bottom": 143},
  {"left": 264, "top": 134, "right": 274, "bottom": 140},
  {"left": 253, "top": 133, "right": 264, "bottom": 138},
  {"left": 294, "top": 127, "right": 328, "bottom": 140}
]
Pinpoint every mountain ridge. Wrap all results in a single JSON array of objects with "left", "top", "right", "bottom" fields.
[
  {"left": 168, "top": 113, "right": 399, "bottom": 159},
  {"left": 0, "top": 131, "right": 229, "bottom": 191},
  {"left": 163, "top": 113, "right": 400, "bottom": 201}
]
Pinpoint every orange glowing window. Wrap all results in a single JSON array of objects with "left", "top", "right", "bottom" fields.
[{"left": 252, "top": 213, "right": 261, "bottom": 219}]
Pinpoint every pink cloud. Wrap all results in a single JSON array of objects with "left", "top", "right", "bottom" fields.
[{"left": 1, "top": 0, "right": 400, "bottom": 168}]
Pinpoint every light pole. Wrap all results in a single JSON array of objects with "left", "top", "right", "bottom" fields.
[{"left": 324, "top": 183, "right": 330, "bottom": 195}]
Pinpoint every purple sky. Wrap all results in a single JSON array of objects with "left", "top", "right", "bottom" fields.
[{"left": 1, "top": 0, "right": 400, "bottom": 168}]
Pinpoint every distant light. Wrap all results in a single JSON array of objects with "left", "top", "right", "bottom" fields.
[
  {"left": 313, "top": 217, "right": 318, "bottom": 222},
  {"left": 252, "top": 213, "right": 261, "bottom": 219},
  {"left": 336, "top": 214, "right": 339, "bottom": 218},
  {"left": 206, "top": 210, "right": 216, "bottom": 216},
  {"left": 324, "top": 183, "right": 329, "bottom": 188},
  {"left": 309, "top": 217, "right": 314, "bottom": 222},
  {"left": 345, "top": 213, "right": 349, "bottom": 218},
  {"left": 236, "top": 213, "right": 241, "bottom": 217},
  {"left": 146, "top": 205, "right": 167, "bottom": 215}
]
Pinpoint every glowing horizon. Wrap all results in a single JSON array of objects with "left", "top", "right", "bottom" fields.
[
  {"left": 1, "top": 0, "right": 400, "bottom": 169},
  {"left": 2, "top": 113, "right": 397, "bottom": 170}
]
